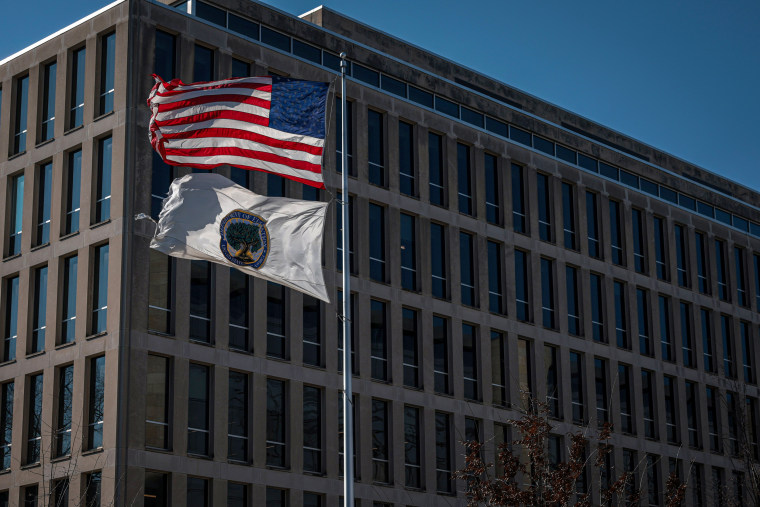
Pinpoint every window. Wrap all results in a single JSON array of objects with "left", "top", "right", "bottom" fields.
[
  {"left": 428, "top": 132, "right": 444, "bottom": 206},
  {"left": 646, "top": 454, "right": 660, "bottom": 506},
  {"left": 188, "top": 363, "right": 210, "bottom": 456},
  {"left": 457, "top": 143, "right": 473, "bottom": 215},
  {"left": 337, "top": 393, "right": 357, "bottom": 478},
  {"left": 99, "top": 32, "right": 115, "bottom": 115},
  {"left": 570, "top": 351, "right": 584, "bottom": 423},
  {"left": 706, "top": 386, "right": 720, "bottom": 452},
  {"left": 26, "top": 373, "right": 43, "bottom": 463},
  {"left": 302, "top": 295, "right": 321, "bottom": 367},
  {"left": 3, "top": 276, "right": 20, "bottom": 362},
  {"left": 136, "top": 260, "right": 171, "bottom": 338},
  {"left": 146, "top": 355, "right": 170, "bottom": 449},
  {"left": 40, "top": 61, "right": 56, "bottom": 141},
  {"left": 87, "top": 355, "right": 105, "bottom": 449},
  {"left": 193, "top": 44, "right": 214, "bottom": 82},
  {"left": 402, "top": 308, "right": 419, "bottom": 388},
  {"left": 518, "top": 339, "right": 533, "bottom": 396},
  {"left": 740, "top": 321, "right": 754, "bottom": 383},
  {"left": 609, "top": 200, "right": 623, "bottom": 265},
  {"left": 561, "top": 182, "right": 577, "bottom": 249},
  {"left": 52, "top": 479, "right": 68, "bottom": 507},
  {"left": 663, "top": 375, "right": 678, "bottom": 444},
  {"left": 491, "top": 331, "right": 507, "bottom": 406},
  {"left": 7, "top": 173, "right": 24, "bottom": 256},
  {"left": 681, "top": 303, "right": 695, "bottom": 368},
  {"left": 371, "top": 399, "right": 391, "bottom": 484},
  {"left": 632, "top": 209, "right": 645, "bottom": 273},
  {"left": 721, "top": 315, "right": 735, "bottom": 378},
  {"left": 691, "top": 464, "right": 704, "bottom": 507},
  {"left": 151, "top": 151, "right": 175, "bottom": 218},
  {"left": 675, "top": 224, "right": 688, "bottom": 287},
  {"left": 303, "top": 385, "right": 322, "bottom": 473},
  {"left": 400, "top": 213, "right": 417, "bottom": 291},
  {"left": 335, "top": 192, "right": 355, "bottom": 272},
  {"left": 144, "top": 471, "right": 169, "bottom": 507},
  {"left": 370, "top": 299, "right": 388, "bottom": 381},
  {"left": 619, "top": 364, "right": 633, "bottom": 434},
  {"left": 335, "top": 98, "right": 353, "bottom": 175},
  {"left": 637, "top": 288, "right": 652, "bottom": 356},
  {"left": 541, "top": 258, "right": 556, "bottom": 329},
  {"left": 28, "top": 266, "right": 47, "bottom": 354},
  {"left": 23, "top": 485, "right": 38, "bottom": 507},
  {"left": 695, "top": 232, "right": 709, "bottom": 294},
  {"left": 266, "top": 488, "right": 287, "bottom": 507},
  {"left": 0, "top": 382, "right": 13, "bottom": 469},
  {"left": 399, "top": 121, "right": 415, "bottom": 196},
  {"left": 614, "top": 281, "right": 628, "bottom": 348},
  {"left": 512, "top": 163, "right": 526, "bottom": 233},
  {"left": 653, "top": 216, "right": 668, "bottom": 280},
  {"left": 537, "top": 173, "right": 552, "bottom": 241},
  {"left": 515, "top": 249, "right": 530, "bottom": 322},
  {"left": 716, "top": 239, "right": 729, "bottom": 301},
  {"left": 231, "top": 58, "right": 250, "bottom": 78},
  {"left": 85, "top": 472, "right": 102, "bottom": 507},
  {"left": 545, "top": 346, "right": 560, "bottom": 418},
  {"left": 94, "top": 136, "right": 112, "bottom": 223},
  {"left": 641, "top": 369, "right": 656, "bottom": 439},
  {"left": 266, "top": 283, "right": 286, "bottom": 357},
  {"left": 586, "top": 192, "right": 600, "bottom": 258},
  {"left": 430, "top": 223, "right": 447, "bottom": 299},
  {"left": 266, "top": 378, "right": 287, "bottom": 467},
  {"left": 404, "top": 406, "right": 421, "bottom": 488},
  {"left": 727, "top": 392, "right": 739, "bottom": 454},
  {"left": 65, "top": 150, "right": 82, "bottom": 234},
  {"left": 488, "top": 241, "right": 504, "bottom": 314},
  {"left": 227, "top": 268, "right": 249, "bottom": 350},
  {"left": 701, "top": 309, "right": 714, "bottom": 372},
  {"left": 69, "top": 47, "right": 86, "bottom": 129},
  {"left": 594, "top": 358, "right": 608, "bottom": 426},
  {"left": 228, "top": 371, "right": 249, "bottom": 462},
  {"left": 92, "top": 244, "right": 109, "bottom": 334},
  {"left": 189, "top": 261, "right": 212, "bottom": 342},
  {"left": 435, "top": 412, "right": 452, "bottom": 493},
  {"left": 187, "top": 477, "right": 209, "bottom": 507},
  {"left": 369, "top": 203, "right": 386, "bottom": 282},
  {"left": 55, "top": 365, "right": 73, "bottom": 456},
  {"left": 154, "top": 30, "right": 175, "bottom": 79},
  {"left": 433, "top": 316, "right": 449, "bottom": 394},
  {"left": 34, "top": 162, "right": 52, "bottom": 246},
  {"left": 685, "top": 380, "right": 699, "bottom": 448},
  {"left": 565, "top": 266, "right": 580, "bottom": 335},
  {"left": 460, "top": 232, "right": 476, "bottom": 306},
  {"left": 485, "top": 154, "right": 500, "bottom": 224},
  {"left": 462, "top": 324, "right": 478, "bottom": 400},
  {"left": 590, "top": 273, "right": 604, "bottom": 342},
  {"left": 61, "top": 255, "right": 77, "bottom": 343},
  {"left": 368, "top": 109, "right": 385, "bottom": 186},
  {"left": 736, "top": 247, "right": 748, "bottom": 307},
  {"left": 227, "top": 483, "right": 248, "bottom": 507},
  {"left": 659, "top": 295, "right": 673, "bottom": 362}
]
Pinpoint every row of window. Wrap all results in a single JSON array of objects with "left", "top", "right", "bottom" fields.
[
  {"left": 172, "top": 2, "right": 760, "bottom": 239},
  {"left": 4, "top": 136, "right": 112, "bottom": 258},
  {"left": 3, "top": 31, "right": 115, "bottom": 158},
  {"left": 0, "top": 355, "right": 105, "bottom": 470},
  {"left": 2, "top": 244, "right": 109, "bottom": 361},
  {"left": 146, "top": 355, "right": 457, "bottom": 494},
  {"left": 0, "top": 472, "right": 101, "bottom": 507}
]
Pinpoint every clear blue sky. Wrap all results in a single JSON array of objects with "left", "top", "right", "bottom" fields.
[{"left": 3, "top": 0, "right": 758, "bottom": 192}]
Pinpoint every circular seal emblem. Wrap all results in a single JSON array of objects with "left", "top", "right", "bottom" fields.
[{"left": 219, "top": 209, "right": 270, "bottom": 269}]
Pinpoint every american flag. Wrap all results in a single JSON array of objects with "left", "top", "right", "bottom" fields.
[{"left": 148, "top": 75, "right": 329, "bottom": 188}]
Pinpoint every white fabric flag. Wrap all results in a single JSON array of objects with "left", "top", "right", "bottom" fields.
[{"left": 149, "top": 173, "right": 330, "bottom": 302}]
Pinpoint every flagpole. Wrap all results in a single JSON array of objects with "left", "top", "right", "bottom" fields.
[{"left": 339, "top": 52, "right": 354, "bottom": 507}]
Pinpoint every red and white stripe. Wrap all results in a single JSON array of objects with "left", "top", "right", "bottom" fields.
[{"left": 148, "top": 76, "right": 325, "bottom": 188}]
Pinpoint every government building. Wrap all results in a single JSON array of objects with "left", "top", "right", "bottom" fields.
[{"left": 0, "top": 0, "right": 758, "bottom": 505}]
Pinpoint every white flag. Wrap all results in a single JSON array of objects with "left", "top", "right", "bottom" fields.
[{"left": 149, "top": 173, "right": 330, "bottom": 302}]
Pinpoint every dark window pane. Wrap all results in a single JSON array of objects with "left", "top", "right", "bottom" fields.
[
  {"left": 509, "top": 125, "right": 531, "bottom": 146},
  {"left": 188, "top": 364, "right": 210, "bottom": 455},
  {"left": 599, "top": 162, "right": 618, "bottom": 179},
  {"left": 193, "top": 45, "right": 214, "bottom": 82},
  {"left": 261, "top": 27, "right": 290, "bottom": 52},
  {"left": 660, "top": 186, "right": 678, "bottom": 203},
  {"left": 154, "top": 30, "right": 176, "bottom": 78},
  {"left": 578, "top": 153, "right": 597, "bottom": 172},
  {"left": 620, "top": 170, "right": 639, "bottom": 188},
  {"left": 533, "top": 136, "right": 554, "bottom": 155},
  {"left": 556, "top": 144, "right": 576, "bottom": 164},
  {"left": 434, "top": 96, "right": 459, "bottom": 117},
  {"left": 370, "top": 300, "right": 388, "bottom": 381},
  {"left": 69, "top": 49, "right": 85, "bottom": 129},
  {"left": 231, "top": 58, "right": 250, "bottom": 78},
  {"left": 408, "top": 86, "right": 433, "bottom": 108},
  {"left": 485, "top": 117, "right": 508, "bottom": 137},
  {"left": 352, "top": 64, "right": 379, "bottom": 87},
  {"left": 228, "top": 14, "right": 259, "bottom": 40},
  {"left": 196, "top": 1, "right": 226, "bottom": 26},
  {"left": 398, "top": 121, "right": 415, "bottom": 196},
  {"left": 380, "top": 75, "right": 406, "bottom": 97},
  {"left": 293, "top": 40, "right": 321, "bottom": 64},
  {"left": 428, "top": 133, "right": 444, "bottom": 206},
  {"left": 460, "top": 107, "right": 483, "bottom": 128}
]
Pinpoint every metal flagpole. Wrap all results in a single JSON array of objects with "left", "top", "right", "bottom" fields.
[{"left": 339, "top": 52, "right": 354, "bottom": 507}]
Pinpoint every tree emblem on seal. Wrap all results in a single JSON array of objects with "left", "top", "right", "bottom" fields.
[{"left": 219, "top": 210, "right": 269, "bottom": 269}]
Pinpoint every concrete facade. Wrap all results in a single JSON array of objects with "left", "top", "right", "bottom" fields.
[{"left": 0, "top": 0, "right": 759, "bottom": 505}]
